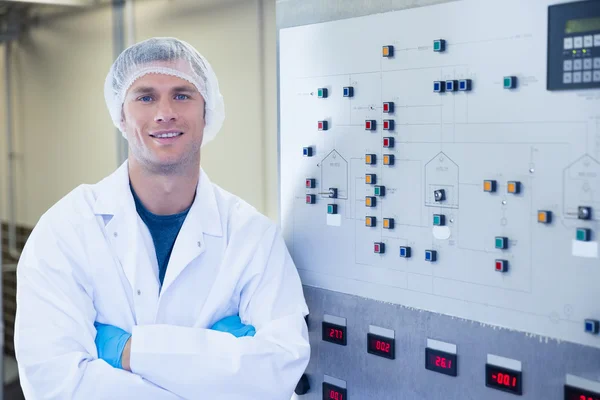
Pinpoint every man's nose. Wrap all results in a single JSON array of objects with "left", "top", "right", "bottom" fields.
[{"left": 154, "top": 99, "right": 177, "bottom": 123}]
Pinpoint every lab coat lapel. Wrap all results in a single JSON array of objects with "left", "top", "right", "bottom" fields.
[
  {"left": 93, "top": 161, "right": 160, "bottom": 324},
  {"left": 160, "top": 168, "right": 222, "bottom": 295}
]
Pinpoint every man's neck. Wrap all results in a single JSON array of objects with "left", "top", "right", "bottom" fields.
[{"left": 128, "top": 159, "right": 199, "bottom": 216}]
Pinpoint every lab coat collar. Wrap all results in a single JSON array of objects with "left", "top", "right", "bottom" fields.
[
  {"left": 92, "top": 161, "right": 223, "bottom": 307},
  {"left": 93, "top": 160, "right": 223, "bottom": 238}
]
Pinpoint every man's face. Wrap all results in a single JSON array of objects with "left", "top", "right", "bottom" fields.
[{"left": 122, "top": 72, "right": 206, "bottom": 173}]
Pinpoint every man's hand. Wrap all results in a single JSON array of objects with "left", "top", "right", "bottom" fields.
[
  {"left": 94, "top": 322, "right": 132, "bottom": 370},
  {"left": 210, "top": 315, "right": 256, "bottom": 337}
]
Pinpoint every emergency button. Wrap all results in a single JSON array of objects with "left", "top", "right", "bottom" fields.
[{"left": 495, "top": 259, "right": 508, "bottom": 272}]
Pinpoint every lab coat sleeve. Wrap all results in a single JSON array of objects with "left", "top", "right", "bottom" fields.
[
  {"left": 130, "top": 223, "right": 310, "bottom": 400},
  {"left": 14, "top": 215, "right": 181, "bottom": 400}
]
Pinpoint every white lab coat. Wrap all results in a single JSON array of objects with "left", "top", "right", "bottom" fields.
[{"left": 14, "top": 161, "right": 310, "bottom": 400}]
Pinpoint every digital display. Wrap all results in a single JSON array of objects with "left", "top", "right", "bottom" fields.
[
  {"left": 322, "top": 322, "right": 347, "bottom": 346},
  {"left": 565, "top": 17, "right": 600, "bottom": 34},
  {"left": 485, "top": 364, "right": 522, "bottom": 395},
  {"left": 425, "top": 348, "right": 457, "bottom": 377},
  {"left": 367, "top": 333, "right": 395, "bottom": 359},
  {"left": 323, "top": 382, "right": 347, "bottom": 400},
  {"left": 565, "top": 384, "right": 600, "bottom": 400}
]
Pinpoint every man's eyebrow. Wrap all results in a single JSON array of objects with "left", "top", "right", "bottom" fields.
[
  {"left": 130, "top": 86, "right": 155, "bottom": 95},
  {"left": 171, "top": 85, "right": 197, "bottom": 93}
]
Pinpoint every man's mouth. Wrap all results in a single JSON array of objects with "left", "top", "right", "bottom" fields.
[{"left": 150, "top": 131, "right": 184, "bottom": 138}]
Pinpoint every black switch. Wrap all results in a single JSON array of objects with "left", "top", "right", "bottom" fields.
[
  {"left": 578, "top": 206, "right": 592, "bottom": 220},
  {"left": 295, "top": 373, "right": 310, "bottom": 395}
]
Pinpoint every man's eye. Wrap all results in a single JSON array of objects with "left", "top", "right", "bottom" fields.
[
  {"left": 139, "top": 95, "right": 153, "bottom": 102},
  {"left": 175, "top": 94, "right": 189, "bottom": 100}
]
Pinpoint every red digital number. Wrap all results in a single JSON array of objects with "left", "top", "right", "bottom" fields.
[
  {"left": 375, "top": 340, "right": 389, "bottom": 352},
  {"left": 434, "top": 356, "right": 452, "bottom": 369},
  {"left": 329, "top": 329, "right": 343, "bottom": 340},
  {"left": 495, "top": 373, "right": 517, "bottom": 388},
  {"left": 329, "top": 389, "right": 343, "bottom": 400}
]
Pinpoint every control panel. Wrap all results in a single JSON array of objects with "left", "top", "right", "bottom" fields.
[{"left": 279, "top": 0, "right": 600, "bottom": 398}]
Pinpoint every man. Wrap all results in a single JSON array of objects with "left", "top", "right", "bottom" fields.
[{"left": 14, "top": 37, "right": 310, "bottom": 399}]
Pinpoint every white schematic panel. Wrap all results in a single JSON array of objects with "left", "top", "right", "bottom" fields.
[{"left": 279, "top": 0, "right": 600, "bottom": 348}]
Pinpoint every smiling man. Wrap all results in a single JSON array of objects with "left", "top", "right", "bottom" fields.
[{"left": 14, "top": 37, "right": 310, "bottom": 399}]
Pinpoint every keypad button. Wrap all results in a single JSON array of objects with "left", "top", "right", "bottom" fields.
[
  {"left": 564, "top": 60, "right": 573, "bottom": 71},
  {"left": 594, "top": 71, "right": 600, "bottom": 82},
  {"left": 573, "top": 59, "right": 583, "bottom": 70},
  {"left": 564, "top": 37, "right": 573, "bottom": 50},
  {"left": 595, "top": 34, "right": 600, "bottom": 47},
  {"left": 584, "top": 59, "right": 592, "bottom": 70},
  {"left": 573, "top": 71, "right": 582, "bottom": 83},
  {"left": 583, "top": 71, "right": 592, "bottom": 83},
  {"left": 594, "top": 57, "right": 600, "bottom": 69},
  {"left": 574, "top": 36, "right": 583, "bottom": 49},
  {"left": 584, "top": 35, "right": 593, "bottom": 48},
  {"left": 563, "top": 72, "right": 573, "bottom": 84}
]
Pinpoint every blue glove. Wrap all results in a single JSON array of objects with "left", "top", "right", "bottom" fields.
[
  {"left": 210, "top": 315, "right": 256, "bottom": 337},
  {"left": 94, "top": 322, "right": 131, "bottom": 369}
]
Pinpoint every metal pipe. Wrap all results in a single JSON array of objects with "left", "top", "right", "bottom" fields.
[
  {"left": 112, "top": 0, "right": 128, "bottom": 165},
  {"left": 5, "top": 41, "right": 20, "bottom": 261},
  {"left": 125, "top": 0, "right": 134, "bottom": 47},
  {"left": 0, "top": 40, "right": 8, "bottom": 400}
]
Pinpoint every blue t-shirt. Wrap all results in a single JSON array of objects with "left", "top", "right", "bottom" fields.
[{"left": 130, "top": 184, "right": 191, "bottom": 286}]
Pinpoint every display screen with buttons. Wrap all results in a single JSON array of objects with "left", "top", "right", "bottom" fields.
[{"left": 549, "top": 1, "right": 600, "bottom": 90}]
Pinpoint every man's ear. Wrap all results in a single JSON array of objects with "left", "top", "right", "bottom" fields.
[{"left": 120, "top": 108, "right": 126, "bottom": 132}]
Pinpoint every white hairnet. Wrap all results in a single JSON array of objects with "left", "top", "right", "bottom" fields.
[{"left": 104, "top": 37, "right": 224, "bottom": 147}]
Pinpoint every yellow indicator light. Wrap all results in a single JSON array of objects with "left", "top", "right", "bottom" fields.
[
  {"left": 366, "top": 197, "right": 372, "bottom": 207},
  {"left": 383, "top": 219, "right": 390, "bottom": 229},
  {"left": 365, "top": 175, "right": 372, "bottom": 184},
  {"left": 484, "top": 181, "right": 492, "bottom": 192},
  {"left": 365, "top": 155, "right": 372, "bottom": 164},
  {"left": 383, "top": 155, "right": 390, "bottom": 165},
  {"left": 382, "top": 46, "right": 389, "bottom": 56},
  {"left": 538, "top": 212, "right": 547, "bottom": 223},
  {"left": 508, "top": 183, "right": 516, "bottom": 193},
  {"left": 365, "top": 217, "right": 373, "bottom": 227}
]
